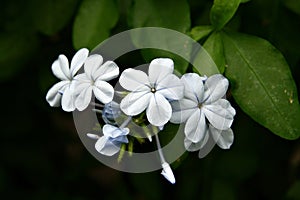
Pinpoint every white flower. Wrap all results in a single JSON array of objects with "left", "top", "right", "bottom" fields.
[
  {"left": 184, "top": 124, "right": 234, "bottom": 152},
  {"left": 161, "top": 162, "right": 176, "bottom": 184},
  {"left": 87, "top": 124, "right": 129, "bottom": 156},
  {"left": 72, "top": 54, "right": 119, "bottom": 111},
  {"left": 119, "top": 58, "right": 184, "bottom": 127},
  {"left": 46, "top": 48, "right": 89, "bottom": 111},
  {"left": 171, "top": 73, "right": 236, "bottom": 145}
]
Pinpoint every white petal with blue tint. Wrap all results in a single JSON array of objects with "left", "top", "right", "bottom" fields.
[
  {"left": 181, "top": 73, "right": 205, "bottom": 103},
  {"left": 95, "top": 136, "right": 121, "bottom": 156},
  {"left": 204, "top": 74, "right": 228, "bottom": 104},
  {"left": 46, "top": 81, "right": 69, "bottom": 107},
  {"left": 75, "top": 86, "right": 93, "bottom": 111},
  {"left": 210, "top": 125, "right": 234, "bottom": 149},
  {"left": 84, "top": 54, "right": 103, "bottom": 80},
  {"left": 170, "top": 99, "right": 197, "bottom": 123},
  {"left": 203, "top": 104, "right": 234, "bottom": 130},
  {"left": 161, "top": 162, "right": 176, "bottom": 184},
  {"left": 121, "top": 91, "right": 152, "bottom": 116},
  {"left": 93, "top": 80, "right": 114, "bottom": 104},
  {"left": 148, "top": 58, "right": 174, "bottom": 84},
  {"left": 70, "top": 48, "right": 89, "bottom": 76},
  {"left": 61, "top": 85, "right": 76, "bottom": 112},
  {"left": 58, "top": 55, "right": 71, "bottom": 80},
  {"left": 94, "top": 61, "right": 119, "bottom": 81},
  {"left": 184, "top": 132, "right": 209, "bottom": 152},
  {"left": 119, "top": 68, "right": 150, "bottom": 91},
  {"left": 146, "top": 93, "right": 172, "bottom": 127},
  {"left": 51, "top": 60, "right": 68, "bottom": 80},
  {"left": 103, "top": 124, "right": 129, "bottom": 138},
  {"left": 185, "top": 109, "right": 206, "bottom": 143},
  {"left": 157, "top": 74, "right": 184, "bottom": 100}
]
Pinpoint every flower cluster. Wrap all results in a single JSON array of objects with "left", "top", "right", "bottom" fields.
[{"left": 46, "top": 48, "right": 236, "bottom": 184}]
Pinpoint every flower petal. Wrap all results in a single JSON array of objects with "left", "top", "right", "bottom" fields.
[
  {"left": 46, "top": 81, "right": 69, "bottom": 107},
  {"left": 203, "top": 103, "right": 234, "bottom": 130},
  {"left": 184, "top": 132, "right": 209, "bottom": 152},
  {"left": 93, "top": 80, "right": 114, "bottom": 104},
  {"left": 120, "top": 91, "right": 152, "bottom": 116},
  {"left": 94, "top": 61, "right": 119, "bottom": 81},
  {"left": 181, "top": 73, "right": 205, "bottom": 103},
  {"left": 75, "top": 85, "right": 93, "bottom": 111},
  {"left": 161, "top": 162, "right": 176, "bottom": 184},
  {"left": 215, "top": 99, "right": 236, "bottom": 116},
  {"left": 95, "top": 136, "right": 121, "bottom": 156},
  {"left": 103, "top": 124, "right": 129, "bottom": 138},
  {"left": 70, "top": 48, "right": 89, "bottom": 76},
  {"left": 210, "top": 125, "right": 234, "bottom": 149},
  {"left": 58, "top": 55, "right": 71, "bottom": 80},
  {"left": 185, "top": 109, "right": 206, "bottom": 143},
  {"left": 156, "top": 74, "right": 184, "bottom": 100},
  {"left": 61, "top": 85, "right": 76, "bottom": 112},
  {"left": 51, "top": 60, "right": 68, "bottom": 80},
  {"left": 119, "top": 68, "right": 150, "bottom": 91},
  {"left": 204, "top": 74, "right": 229, "bottom": 104},
  {"left": 146, "top": 93, "right": 172, "bottom": 127},
  {"left": 148, "top": 58, "right": 174, "bottom": 84},
  {"left": 170, "top": 99, "right": 197, "bottom": 123},
  {"left": 84, "top": 54, "right": 103, "bottom": 80}
]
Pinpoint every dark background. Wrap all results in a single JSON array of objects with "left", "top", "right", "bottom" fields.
[{"left": 1, "top": 0, "right": 300, "bottom": 199}]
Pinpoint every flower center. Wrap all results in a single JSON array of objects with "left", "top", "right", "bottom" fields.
[
  {"left": 151, "top": 87, "right": 156, "bottom": 93},
  {"left": 198, "top": 103, "right": 203, "bottom": 109}
]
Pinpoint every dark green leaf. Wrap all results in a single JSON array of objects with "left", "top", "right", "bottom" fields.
[
  {"left": 190, "top": 25, "right": 213, "bottom": 41},
  {"left": 31, "top": 0, "right": 80, "bottom": 35},
  {"left": 129, "top": 0, "right": 191, "bottom": 73},
  {"left": 284, "top": 0, "right": 300, "bottom": 15},
  {"left": 0, "top": 33, "right": 38, "bottom": 81},
  {"left": 202, "top": 31, "right": 226, "bottom": 73},
  {"left": 73, "top": 0, "right": 119, "bottom": 50},
  {"left": 286, "top": 181, "right": 300, "bottom": 199},
  {"left": 129, "top": 0, "right": 190, "bottom": 32},
  {"left": 223, "top": 31, "right": 300, "bottom": 140},
  {"left": 210, "top": 0, "right": 241, "bottom": 30}
]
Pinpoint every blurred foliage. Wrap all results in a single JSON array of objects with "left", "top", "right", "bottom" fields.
[{"left": 0, "top": 0, "right": 300, "bottom": 199}]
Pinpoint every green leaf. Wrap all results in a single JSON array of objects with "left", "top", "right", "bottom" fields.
[
  {"left": 190, "top": 25, "right": 213, "bottom": 41},
  {"left": 210, "top": 0, "right": 241, "bottom": 30},
  {"left": 129, "top": 0, "right": 191, "bottom": 74},
  {"left": 73, "top": 0, "right": 119, "bottom": 50},
  {"left": 0, "top": 33, "right": 38, "bottom": 81},
  {"left": 31, "top": 0, "right": 80, "bottom": 35},
  {"left": 223, "top": 31, "right": 300, "bottom": 140},
  {"left": 129, "top": 0, "right": 190, "bottom": 32},
  {"left": 286, "top": 181, "right": 300, "bottom": 199},
  {"left": 202, "top": 31, "right": 226, "bottom": 73},
  {"left": 283, "top": 0, "right": 300, "bottom": 15}
]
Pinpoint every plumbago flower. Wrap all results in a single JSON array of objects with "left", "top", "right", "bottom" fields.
[
  {"left": 72, "top": 54, "right": 119, "bottom": 111},
  {"left": 170, "top": 73, "right": 236, "bottom": 151},
  {"left": 87, "top": 124, "right": 129, "bottom": 156},
  {"left": 119, "top": 58, "right": 184, "bottom": 127},
  {"left": 46, "top": 48, "right": 89, "bottom": 111}
]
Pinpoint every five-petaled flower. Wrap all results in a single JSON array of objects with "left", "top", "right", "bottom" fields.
[
  {"left": 170, "top": 73, "right": 236, "bottom": 150},
  {"left": 72, "top": 54, "right": 119, "bottom": 111},
  {"left": 46, "top": 48, "right": 89, "bottom": 111},
  {"left": 119, "top": 58, "right": 184, "bottom": 127},
  {"left": 88, "top": 124, "right": 129, "bottom": 156}
]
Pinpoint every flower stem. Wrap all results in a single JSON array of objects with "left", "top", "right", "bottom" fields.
[
  {"left": 92, "top": 108, "right": 102, "bottom": 114},
  {"left": 154, "top": 132, "right": 166, "bottom": 164},
  {"left": 119, "top": 116, "right": 132, "bottom": 129},
  {"left": 90, "top": 102, "right": 104, "bottom": 108}
]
